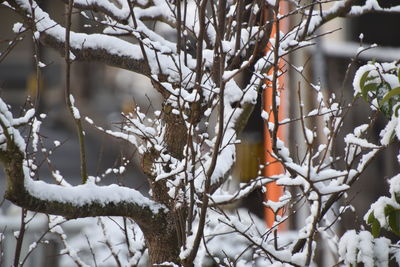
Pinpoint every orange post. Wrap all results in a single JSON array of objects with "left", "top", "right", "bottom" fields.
[
  {"left": 264, "top": 82, "right": 285, "bottom": 228},
  {"left": 264, "top": 2, "right": 287, "bottom": 229}
]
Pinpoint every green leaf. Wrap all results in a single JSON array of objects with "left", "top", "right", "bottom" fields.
[
  {"left": 384, "top": 204, "right": 395, "bottom": 216},
  {"left": 395, "top": 105, "right": 400, "bottom": 118},
  {"left": 359, "top": 70, "right": 371, "bottom": 90},
  {"left": 361, "top": 83, "right": 378, "bottom": 101},
  {"left": 380, "top": 87, "right": 400, "bottom": 107},
  {"left": 388, "top": 210, "right": 400, "bottom": 236},
  {"left": 367, "top": 212, "right": 381, "bottom": 238},
  {"left": 367, "top": 212, "right": 374, "bottom": 224},
  {"left": 371, "top": 220, "right": 381, "bottom": 237}
]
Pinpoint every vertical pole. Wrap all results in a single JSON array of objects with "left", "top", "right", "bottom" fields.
[{"left": 264, "top": 1, "right": 287, "bottom": 229}]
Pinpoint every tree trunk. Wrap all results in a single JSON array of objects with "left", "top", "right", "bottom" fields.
[
  {"left": 146, "top": 232, "right": 180, "bottom": 266},
  {"left": 143, "top": 219, "right": 181, "bottom": 266}
]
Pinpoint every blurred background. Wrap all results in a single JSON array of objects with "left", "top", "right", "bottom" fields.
[{"left": 1, "top": 0, "right": 400, "bottom": 266}]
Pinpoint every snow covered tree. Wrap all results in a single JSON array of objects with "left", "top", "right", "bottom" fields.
[{"left": 1, "top": 0, "right": 400, "bottom": 266}]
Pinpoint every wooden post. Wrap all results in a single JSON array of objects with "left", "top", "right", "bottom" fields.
[{"left": 264, "top": 1, "right": 287, "bottom": 229}]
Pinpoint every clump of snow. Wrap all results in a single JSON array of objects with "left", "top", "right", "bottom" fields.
[
  {"left": 33, "top": 31, "right": 40, "bottom": 40},
  {"left": 352, "top": 64, "right": 376, "bottom": 96},
  {"left": 12, "top": 22, "right": 25, "bottom": 33},
  {"left": 339, "top": 230, "right": 359, "bottom": 265},
  {"left": 38, "top": 61, "right": 46, "bottom": 68},
  {"left": 28, "top": 242, "right": 37, "bottom": 253},
  {"left": 69, "top": 94, "right": 80, "bottom": 119},
  {"left": 84, "top": 116, "right": 93, "bottom": 124},
  {"left": 389, "top": 174, "right": 400, "bottom": 198},
  {"left": 31, "top": 118, "right": 42, "bottom": 152},
  {"left": 13, "top": 231, "right": 20, "bottom": 238},
  {"left": 338, "top": 230, "right": 387, "bottom": 267},
  {"left": 304, "top": 127, "right": 314, "bottom": 144},
  {"left": 12, "top": 108, "right": 35, "bottom": 126},
  {"left": 364, "top": 196, "right": 399, "bottom": 228}
]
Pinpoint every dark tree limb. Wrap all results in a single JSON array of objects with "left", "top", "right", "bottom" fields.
[
  {"left": 2, "top": 146, "right": 166, "bottom": 232},
  {"left": 7, "top": 0, "right": 151, "bottom": 76},
  {"left": 0, "top": 106, "right": 166, "bottom": 233}
]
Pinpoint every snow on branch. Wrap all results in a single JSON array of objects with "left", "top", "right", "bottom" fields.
[
  {"left": 350, "top": 0, "right": 400, "bottom": 15},
  {"left": 7, "top": 0, "right": 150, "bottom": 75},
  {"left": 66, "top": 0, "right": 131, "bottom": 22},
  {"left": 0, "top": 98, "right": 167, "bottom": 225},
  {"left": 210, "top": 177, "right": 274, "bottom": 206}
]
